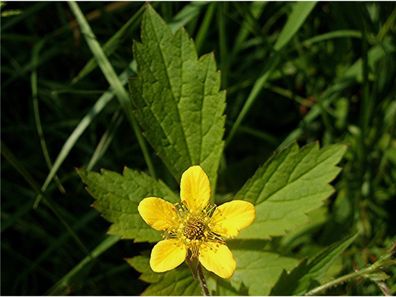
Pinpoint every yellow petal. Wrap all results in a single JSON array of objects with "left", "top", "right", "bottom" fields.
[
  {"left": 180, "top": 166, "right": 210, "bottom": 213},
  {"left": 209, "top": 200, "right": 255, "bottom": 238},
  {"left": 199, "top": 242, "right": 236, "bottom": 279},
  {"left": 138, "top": 197, "right": 179, "bottom": 231},
  {"left": 150, "top": 239, "right": 187, "bottom": 272}
]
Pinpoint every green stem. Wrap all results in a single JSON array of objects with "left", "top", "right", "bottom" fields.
[
  {"left": 186, "top": 255, "right": 210, "bottom": 296},
  {"left": 197, "top": 263, "right": 210, "bottom": 296},
  {"left": 305, "top": 254, "right": 395, "bottom": 296}
]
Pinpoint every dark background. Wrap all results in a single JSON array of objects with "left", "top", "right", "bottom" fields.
[{"left": 2, "top": 2, "right": 395, "bottom": 295}]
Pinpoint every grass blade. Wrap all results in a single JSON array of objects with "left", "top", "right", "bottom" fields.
[
  {"left": 274, "top": 2, "right": 317, "bottom": 51},
  {"left": 31, "top": 40, "right": 65, "bottom": 194},
  {"left": 14, "top": 211, "right": 98, "bottom": 290},
  {"left": 71, "top": 5, "right": 145, "bottom": 84},
  {"left": 67, "top": 1, "right": 155, "bottom": 180},
  {"left": 302, "top": 30, "right": 361, "bottom": 47},
  {"left": 1, "top": 143, "right": 89, "bottom": 256},
  {"left": 1, "top": 2, "right": 48, "bottom": 32},
  {"left": 218, "top": 3, "right": 229, "bottom": 88},
  {"left": 226, "top": 2, "right": 317, "bottom": 145},
  {"left": 47, "top": 235, "right": 119, "bottom": 295},
  {"left": 225, "top": 54, "right": 280, "bottom": 146},
  {"left": 33, "top": 75, "right": 121, "bottom": 208},
  {"left": 168, "top": 2, "right": 207, "bottom": 32},
  {"left": 195, "top": 3, "right": 216, "bottom": 53},
  {"left": 232, "top": 2, "right": 266, "bottom": 56},
  {"left": 87, "top": 110, "right": 123, "bottom": 171}
]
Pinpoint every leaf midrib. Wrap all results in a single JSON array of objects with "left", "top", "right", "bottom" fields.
[
  {"left": 257, "top": 147, "right": 337, "bottom": 205},
  {"left": 147, "top": 15, "right": 193, "bottom": 166}
]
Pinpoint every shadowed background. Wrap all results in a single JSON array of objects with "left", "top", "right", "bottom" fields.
[{"left": 1, "top": 2, "right": 395, "bottom": 295}]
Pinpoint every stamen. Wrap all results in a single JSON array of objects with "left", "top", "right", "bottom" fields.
[
  {"left": 183, "top": 217, "right": 206, "bottom": 240},
  {"left": 166, "top": 201, "right": 226, "bottom": 258},
  {"left": 203, "top": 203, "right": 217, "bottom": 216}
]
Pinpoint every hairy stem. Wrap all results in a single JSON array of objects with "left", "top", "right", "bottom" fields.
[
  {"left": 305, "top": 254, "right": 395, "bottom": 296},
  {"left": 197, "top": 264, "right": 210, "bottom": 296}
]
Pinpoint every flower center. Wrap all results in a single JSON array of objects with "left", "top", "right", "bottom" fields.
[{"left": 183, "top": 217, "right": 206, "bottom": 240}]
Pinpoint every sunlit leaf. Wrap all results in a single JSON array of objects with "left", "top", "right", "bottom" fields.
[
  {"left": 129, "top": 5, "right": 226, "bottom": 187},
  {"left": 231, "top": 248, "right": 298, "bottom": 295},
  {"left": 237, "top": 142, "right": 347, "bottom": 239},
  {"left": 78, "top": 167, "right": 178, "bottom": 242},
  {"left": 127, "top": 255, "right": 201, "bottom": 295}
]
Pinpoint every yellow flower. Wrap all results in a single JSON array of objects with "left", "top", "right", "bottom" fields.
[{"left": 138, "top": 166, "right": 255, "bottom": 279}]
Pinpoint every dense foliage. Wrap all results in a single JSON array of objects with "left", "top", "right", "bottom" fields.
[{"left": 2, "top": 2, "right": 395, "bottom": 295}]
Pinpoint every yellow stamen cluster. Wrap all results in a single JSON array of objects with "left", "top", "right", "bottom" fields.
[
  {"left": 183, "top": 217, "right": 206, "bottom": 240},
  {"left": 163, "top": 202, "right": 224, "bottom": 257},
  {"left": 137, "top": 165, "right": 256, "bottom": 278}
]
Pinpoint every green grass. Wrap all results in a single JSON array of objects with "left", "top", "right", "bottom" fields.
[{"left": 2, "top": 2, "right": 396, "bottom": 295}]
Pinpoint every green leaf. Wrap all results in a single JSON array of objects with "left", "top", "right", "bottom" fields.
[
  {"left": 274, "top": 2, "right": 317, "bottom": 51},
  {"left": 208, "top": 277, "right": 245, "bottom": 296},
  {"left": 237, "top": 142, "right": 347, "bottom": 239},
  {"left": 231, "top": 248, "right": 298, "bottom": 295},
  {"left": 127, "top": 247, "right": 296, "bottom": 296},
  {"left": 77, "top": 167, "right": 178, "bottom": 242},
  {"left": 271, "top": 232, "right": 358, "bottom": 295},
  {"left": 129, "top": 5, "right": 226, "bottom": 187},
  {"left": 127, "top": 255, "right": 201, "bottom": 296},
  {"left": 129, "top": 255, "right": 247, "bottom": 295}
]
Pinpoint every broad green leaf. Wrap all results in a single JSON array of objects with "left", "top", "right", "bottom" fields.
[
  {"left": 274, "top": 2, "right": 317, "bottom": 51},
  {"left": 126, "top": 255, "right": 163, "bottom": 284},
  {"left": 129, "top": 5, "right": 226, "bottom": 187},
  {"left": 128, "top": 254, "right": 245, "bottom": 296},
  {"left": 78, "top": 167, "right": 178, "bottom": 242},
  {"left": 207, "top": 277, "right": 244, "bottom": 296},
  {"left": 280, "top": 206, "right": 328, "bottom": 250},
  {"left": 127, "top": 247, "right": 296, "bottom": 296},
  {"left": 230, "top": 248, "right": 298, "bottom": 295},
  {"left": 237, "top": 142, "right": 347, "bottom": 239},
  {"left": 127, "top": 255, "right": 201, "bottom": 296},
  {"left": 72, "top": 2, "right": 206, "bottom": 84},
  {"left": 271, "top": 233, "right": 358, "bottom": 295}
]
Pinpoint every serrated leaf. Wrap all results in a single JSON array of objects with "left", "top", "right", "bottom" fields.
[
  {"left": 129, "top": 5, "right": 226, "bottom": 187},
  {"left": 237, "top": 142, "right": 347, "bottom": 239},
  {"left": 271, "top": 233, "right": 358, "bottom": 295},
  {"left": 78, "top": 167, "right": 178, "bottom": 242},
  {"left": 207, "top": 277, "right": 245, "bottom": 296},
  {"left": 127, "top": 247, "right": 297, "bottom": 296},
  {"left": 230, "top": 248, "right": 298, "bottom": 295},
  {"left": 127, "top": 255, "right": 201, "bottom": 296},
  {"left": 126, "top": 255, "right": 163, "bottom": 283}
]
